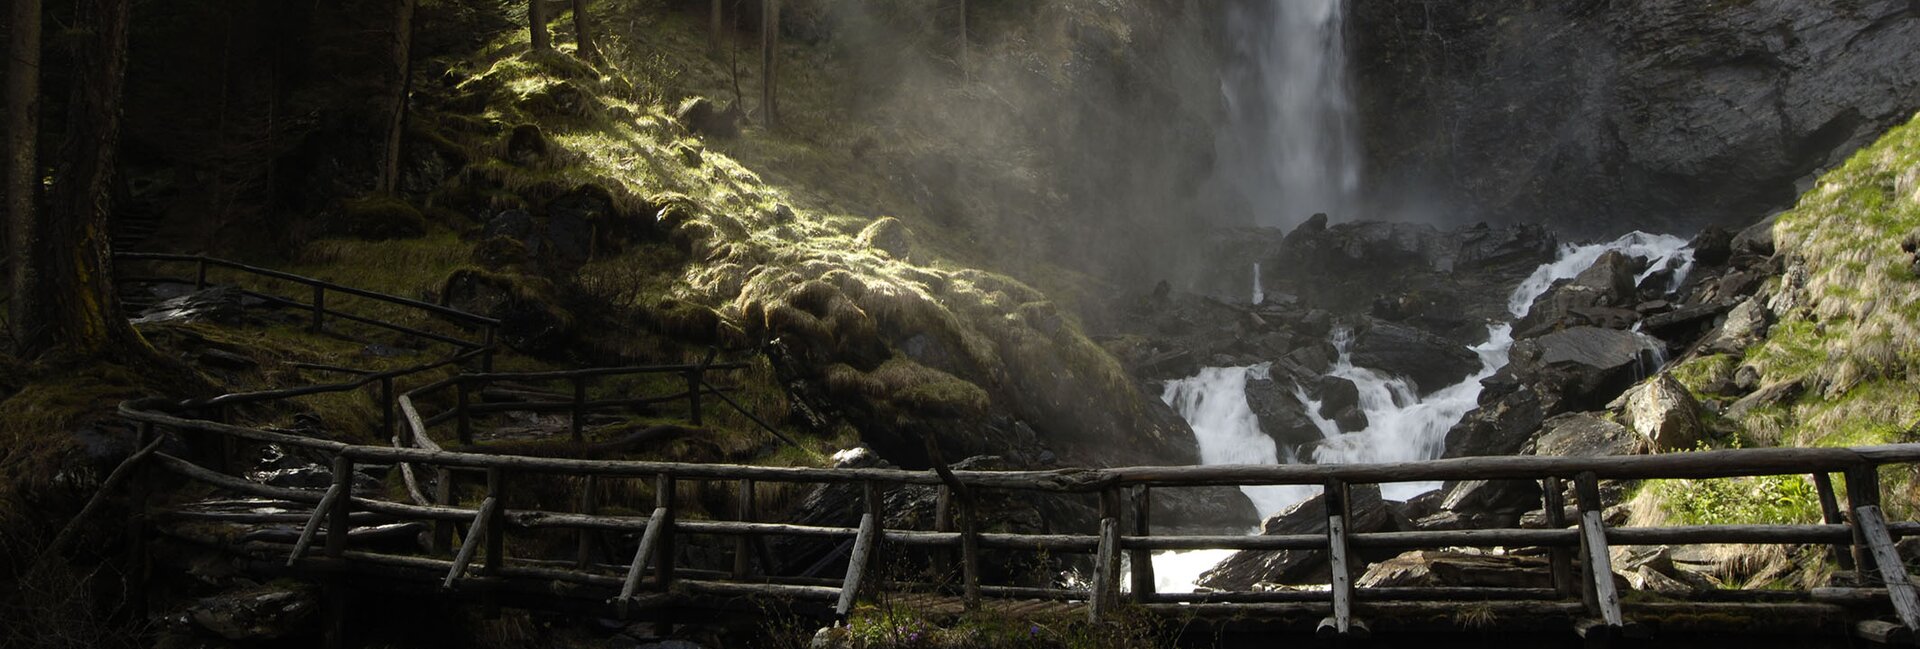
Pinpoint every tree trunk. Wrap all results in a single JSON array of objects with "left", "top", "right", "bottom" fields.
[
  {"left": 572, "top": 0, "right": 598, "bottom": 63},
  {"left": 709, "top": 0, "right": 722, "bottom": 54},
  {"left": 528, "top": 0, "right": 550, "bottom": 51},
  {"left": 6, "top": 0, "right": 44, "bottom": 347},
  {"left": 760, "top": 0, "right": 779, "bottom": 127},
  {"left": 19, "top": 0, "right": 149, "bottom": 361},
  {"left": 377, "top": 0, "right": 418, "bottom": 194}
]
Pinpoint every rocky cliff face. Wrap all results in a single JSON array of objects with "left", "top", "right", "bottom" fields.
[{"left": 1350, "top": 0, "right": 1920, "bottom": 235}]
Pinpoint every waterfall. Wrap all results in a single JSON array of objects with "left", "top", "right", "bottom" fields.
[{"left": 1215, "top": 0, "right": 1361, "bottom": 227}]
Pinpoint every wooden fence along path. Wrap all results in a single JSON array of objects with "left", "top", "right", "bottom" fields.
[{"left": 103, "top": 256, "right": 1920, "bottom": 645}]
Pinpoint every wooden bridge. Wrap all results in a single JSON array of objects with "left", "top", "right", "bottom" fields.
[{"left": 96, "top": 255, "right": 1920, "bottom": 647}]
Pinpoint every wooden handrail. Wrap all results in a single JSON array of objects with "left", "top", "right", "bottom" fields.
[
  {"left": 114, "top": 252, "right": 500, "bottom": 327},
  {"left": 121, "top": 399, "right": 1920, "bottom": 489}
]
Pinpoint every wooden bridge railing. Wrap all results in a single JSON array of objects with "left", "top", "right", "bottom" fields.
[
  {"left": 118, "top": 395, "right": 1920, "bottom": 642},
  {"left": 393, "top": 353, "right": 799, "bottom": 449},
  {"left": 114, "top": 252, "right": 502, "bottom": 369}
]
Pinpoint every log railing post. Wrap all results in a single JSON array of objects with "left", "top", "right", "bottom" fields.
[
  {"left": 1130, "top": 485, "right": 1155, "bottom": 600},
  {"left": 1090, "top": 488, "right": 1122, "bottom": 622},
  {"left": 481, "top": 326, "right": 497, "bottom": 373},
  {"left": 1575, "top": 471, "right": 1625, "bottom": 638},
  {"left": 456, "top": 379, "right": 473, "bottom": 445},
  {"left": 577, "top": 474, "right": 599, "bottom": 569},
  {"left": 310, "top": 284, "right": 326, "bottom": 332},
  {"left": 1318, "top": 479, "right": 1358, "bottom": 638},
  {"left": 733, "top": 478, "right": 756, "bottom": 579},
  {"left": 933, "top": 485, "right": 954, "bottom": 579},
  {"left": 1543, "top": 476, "right": 1574, "bottom": 598},
  {"left": 617, "top": 483, "right": 670, "bottom": 617},
  {"left": 654, "top": 474, "right": 677, "bottom": 587},
  {"left": 1813, "top": 472, "right": 1856, "bottom": 572},
  {"left": 922, "top": 433, "right": 980, "bottom": 610},
  {"left": 1847, "top": 466, "right": 1885, "bottom": 585},
  {"left": 837, "top": 481, "right": 883, "bottom": 619},
  {"left": 482, "top": 468, "right": 507, "bottom": 577},
  {"left": 380, "top": 376, "right": 397, "bottom": 443},
  {"left": 325, "top": 455, "right": 354, "bottom": 557},
  {"left": 570, "top": 376, "right": 587, "bottom": 443},
  {"left": 431, "top": 467, "right": 455, "bottom": 555}
]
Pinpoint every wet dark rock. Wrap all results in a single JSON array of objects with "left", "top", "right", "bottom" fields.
[
  {"left": 1202, "top": 222, "right": 1553, "bottom": 343},
  {"left": 1690, "top": 226, "right": 1736, "bottom": 267},
  {"left": 188, "top": 582, "right": 320, "bottom": 641},
  {"left": 1732, "top": 365, "right": 1762, "bottom": 393},
  {"left": 1439, "top": 479, "right": 1542, "bottom": 521},
  {"left": 1515, "top": 251, "right": 1644, "bottom": 336},
  {"left": 1639, "top": 299, "right": 1737, "bottom": 340},
  {"left": 1154, "top": 486, "right": 1261, "bottom": 534},
  {"left": 1733, "top": 213, "right": 1780, "bottom": 258},
  {"left": 1243, "top": 376, "right": 1326, "bottom": 456},
  {"left": 1311, "top": 376, "right": 1366, "bottom": 433},
  {"left": 1197, "top": 485, "right": 1409, "bottom": 589},
  {"left": 1349, "top": 319, "right": 1480, "bottom": 394},
  {"left": 1443, "top": 386, "right": 1549, "bottom": 458},
  {"left": 1509, "top": 327, "right": 1663, "bottom": 411}
]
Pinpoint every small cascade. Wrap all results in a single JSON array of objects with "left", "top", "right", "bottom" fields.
[
  {"left": 1160, "top": 365, "right": 1318, "bottom": 515},
  {"left": 1252, "top": 263, "right": 1265, "bottom": 306},
  {"left": 1302, "top": 324, "right": 1514, "bottom": 500}
]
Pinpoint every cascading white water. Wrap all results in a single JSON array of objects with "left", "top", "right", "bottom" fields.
[
  {"left": 1161, "top": 365, "right": 1319, "bottom": 515},
  {"left": 1252, "top": 263, "right": 1265, "bottom": 305},
  {"left": 1215, "top": 0, "right": 1361, "bottom": 226},
  {"left": 1153, "top": 232, "right": 1696, "bottom": 591}
]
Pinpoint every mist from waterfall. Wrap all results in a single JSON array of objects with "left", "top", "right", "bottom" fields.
[{"left": 1214, "top": 0, "right": 1361, "bottom": 227}]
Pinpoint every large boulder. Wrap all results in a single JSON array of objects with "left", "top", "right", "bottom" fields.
[
  {"left": 1442, "top": 386, "right": 1549, "bottom": 458},
  {"left": 1349, "top": 319, "right": 1481, "bottom": 394},
  {"left": 1242, "top": 374, "right": 1328, "bottom": 456},
  {"left": 1508, "top": 327, "right": 1664, "bottom": 412},
  {"left": 1530, "top": 412, "right": 1643, "bottom": 457},
  {"left": 1618, "top": 373, "right": 1706, "bottom": 451},
  {"left": 1356, "top": 551, "right": 1553, "bottom": 589},
  {"left": 1197, "top": 485, "right": 1409, "bottom": 589},
  {"left": 1515, "top": 250, "right": 1645, "bottom": 336}
]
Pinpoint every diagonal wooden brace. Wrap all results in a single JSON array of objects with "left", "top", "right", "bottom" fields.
[
  {"left": 1856, "top": 505, "right": 1920, "bottom": 632},
  {"left": 441, "top": 496, "right": 499, "bottom": 590}
]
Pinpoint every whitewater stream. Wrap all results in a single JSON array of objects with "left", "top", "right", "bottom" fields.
[{"left": 1149, "top": 232, "right": 1695, "bottom": 592}]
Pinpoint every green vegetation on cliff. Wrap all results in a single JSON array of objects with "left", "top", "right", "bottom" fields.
[
  {"left": 1660, "top": 112, "right": 1920, "bottom": 525},
  {"left": 1739, "top": 111, "right": 1920, "bottom": 452}
]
